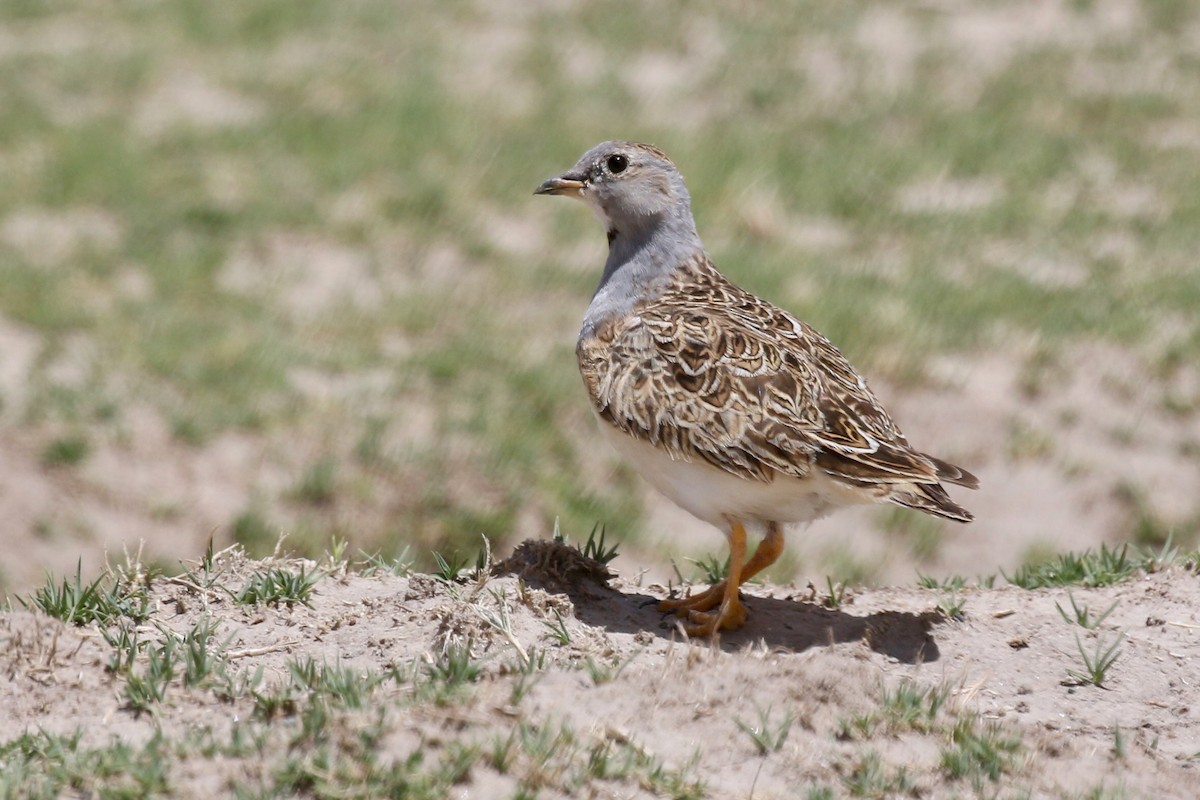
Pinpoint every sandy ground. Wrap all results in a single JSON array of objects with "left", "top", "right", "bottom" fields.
[{"left": 2, "top": 542, "right": 1198, "bottom": 797}]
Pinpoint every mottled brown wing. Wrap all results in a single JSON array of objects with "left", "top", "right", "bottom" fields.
[
  {"left": 579, "top": 305, "right": 821, "bottom": 482},
  {"left": 576, "top": 257, "right": 976, "bottom": 495}
]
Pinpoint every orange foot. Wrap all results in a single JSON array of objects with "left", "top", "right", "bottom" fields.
[
  {"left": 658, "top": 583, "right": 747, "bottom": 636},
  {"left": 656, "top": 520, "right": 784, "bottom": 638}
]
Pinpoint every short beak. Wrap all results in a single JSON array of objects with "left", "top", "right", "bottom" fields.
[{"left": 534, "top": 173, "right": 587, "bottom": 197}]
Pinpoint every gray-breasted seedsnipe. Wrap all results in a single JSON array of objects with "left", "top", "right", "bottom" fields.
[{"left": 536, "top": 141, "right": 979, "bottom": 637}]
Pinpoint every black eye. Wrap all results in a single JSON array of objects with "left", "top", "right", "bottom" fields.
[{"left": 606, "top": 154, "right": 628, "bottom": 174}]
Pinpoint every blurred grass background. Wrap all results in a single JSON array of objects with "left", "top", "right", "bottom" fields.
[{"left": 1, "top": 0, "right": 1198, "bottom": 590}]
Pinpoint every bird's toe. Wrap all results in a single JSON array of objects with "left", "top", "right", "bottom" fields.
[
  {"left": 678, "top": 596, "right": 747, "bottom": 637},
  {"left": 658, "top": 582, "right": 726, "bottom": 615}
]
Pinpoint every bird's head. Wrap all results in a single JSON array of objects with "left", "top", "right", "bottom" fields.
[{"left": 535, "top": 141, "right": 692, "bottom": 235}]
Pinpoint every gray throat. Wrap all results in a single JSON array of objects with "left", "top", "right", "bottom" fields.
[{"left": 580, "top": 210, "right": 702, "bottom": 340}]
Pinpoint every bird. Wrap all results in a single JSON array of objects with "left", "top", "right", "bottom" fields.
[{"left": 535, "top": 141, "right": 979, "bottom": 637}]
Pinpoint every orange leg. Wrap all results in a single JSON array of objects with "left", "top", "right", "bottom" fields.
[
  {"left": 659, "top": 521, "right": 785, "bottom": 636},
  {"left": 740, "top": 521, "right": 784, "bottom": 583}
]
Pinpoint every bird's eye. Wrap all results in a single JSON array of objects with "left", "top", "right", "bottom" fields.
[{"left": 606, "top": 154, "right": 628, "bottom": 174}]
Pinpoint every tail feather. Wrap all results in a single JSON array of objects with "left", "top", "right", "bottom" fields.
[
  {"left": 820, "top": 447, "right": 979, "bottom": 522},
  {"left": 888, "top": 482, "right": 974, "bottom": 523},
  {"left": 925, "top": 453, "right": 980, "bottom": 490}
]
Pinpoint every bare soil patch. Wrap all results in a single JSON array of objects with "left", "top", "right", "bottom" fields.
[{"left": 2, "top": 541, "right": 1197, "bottom": 797}]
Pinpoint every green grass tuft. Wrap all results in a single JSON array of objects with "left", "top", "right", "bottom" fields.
[
  {"left": 0, "top": 730, "right": 169, "bottom": 798},
  {"left": 1004, "top": 544, "right": 1139, "bottom": 589},
  {"left": 736, "top": 705, "right": 795, "bottom": 756},
  {"left": 235, "top": 566, "right": 320, "bottom": 607},
  {"left": 1065, "top": 631, "right": 1125, "bottom": 688},
  {"left": 21, "top": 561, "right": 150, "bottom": 626},
  {"left": 40, "top": 435, "right": 91, "bottom": 468},
  {"left": 940, "top": 717, "right": 1022, "bottom": 784}
]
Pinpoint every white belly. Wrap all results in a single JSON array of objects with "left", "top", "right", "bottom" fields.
[{"left": 594, "top": 418, "right": 871, "bottom": 530}]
